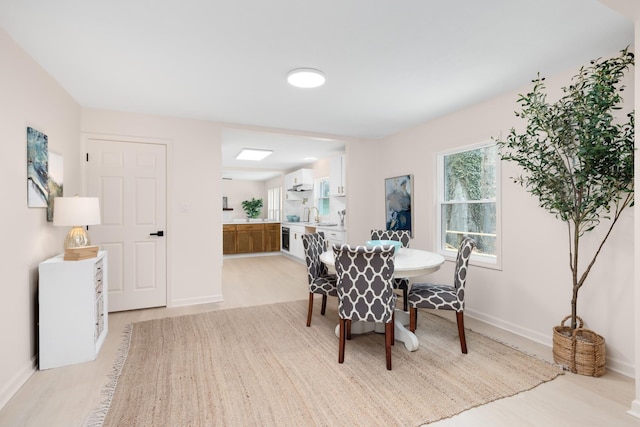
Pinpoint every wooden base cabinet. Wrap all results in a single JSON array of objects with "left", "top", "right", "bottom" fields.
[
  {"left": 38, "top": 252, "right": 108, "bottom": 369},
  {"left": 223, "top": 225, "right": 237, "bottom": 254},
  {"left": 223, "top": 223, "right": 280, "bottom": 254},
  {"left": 236, "top": 224, "right": 265, "bottom": 253},
  {"left": 264, "top": 223, "right": 280, "bottom": 252}
]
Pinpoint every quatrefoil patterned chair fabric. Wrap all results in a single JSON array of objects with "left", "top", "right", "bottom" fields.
[
  {"left": 370, "top": 229, "right": 411, "bottom": 311},
  {"left": 408, "top": 237, "right": 476, "bottom": 312},
  {"left": 408, "top": 237, "right": 476, "bottom": 353},
  {"left": 370, "top": 229, "right": 410, "bottom": 247},
  {"left": 333, "top": 244, "right": 397, "bottom": 323},
  {"left": 302, "top": 232, "right": 338, "bottom": 327}
]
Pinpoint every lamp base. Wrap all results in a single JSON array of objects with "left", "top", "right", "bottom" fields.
[{"left": 64, "top": 226, "right": 92, "bottom": 249}]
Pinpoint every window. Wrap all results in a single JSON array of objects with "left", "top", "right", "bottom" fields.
[
  {"left": 315, "top": 177, "right": 330, "bottom": 218},
  {"left": 267, "top": 186, "right": 282, "bottom": 220},
  {"left": 437, "top": 142, "right": 500, "bottom": 267}
]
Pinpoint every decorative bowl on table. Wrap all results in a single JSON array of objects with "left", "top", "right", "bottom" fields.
[{"left": 365, "top": 240, "right": 402, "bottom": 252}]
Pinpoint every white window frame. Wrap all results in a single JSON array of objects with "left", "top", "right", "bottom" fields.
[
  {"left": 314, "top": 177, "right": 330, "bottom": 220},
  {"left": 436, "top": 141, "right": 502, "bottom": 270},
  {"left": 267, "top": 186, "right": 282, "bottom": 221}
]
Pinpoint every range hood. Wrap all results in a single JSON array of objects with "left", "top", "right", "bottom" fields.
[{"left": 287, "top": 183, "right": 312, "bottom": 192}]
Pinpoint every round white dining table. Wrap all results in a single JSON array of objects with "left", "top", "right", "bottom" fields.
[{"left": 320, "top": 247, "right": 445, "bottom": 351}]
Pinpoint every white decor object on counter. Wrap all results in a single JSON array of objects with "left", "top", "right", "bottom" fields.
[{"left": 38, "top": 252, "right": 108, "bottom": 369}]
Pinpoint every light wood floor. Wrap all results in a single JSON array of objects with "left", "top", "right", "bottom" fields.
[{"left": 0, "top": 254, "right": 638, "bottom": 427}]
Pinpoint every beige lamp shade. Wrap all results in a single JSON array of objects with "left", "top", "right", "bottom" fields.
[{"left": 53, "top": 197, "right": 101, "bottom": 249}]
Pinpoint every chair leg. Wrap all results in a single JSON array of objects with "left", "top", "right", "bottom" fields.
[
  {"left": 456, "top": 311, "right": 468, "bottom": 354},
  {"left": 409, "top": 307, "right": 417, "bottom": 332},
  {"left": 321, "top": 294, "right": 328, "bottom": 315},
  {"left": 306, "top": 293, "right": 314, "bottom": 327},
  {"left": 402, "top": 289, "right": 408, "bottom": 312},
  {"left": 346, "top": 319, "right": 352, "bottom": 340},
  {"left": 339, "top": 319, "right": 346, "bottom": 363},
  {"left": 391, "top": 311, "right": 395, "bottom": 345},
  {"left": 385, "top": 321, "right": 393, "bottom": 370}
]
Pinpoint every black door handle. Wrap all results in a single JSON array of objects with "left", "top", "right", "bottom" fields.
[{"left": 150, "top": 231, "right": 165, "bottom": 237}]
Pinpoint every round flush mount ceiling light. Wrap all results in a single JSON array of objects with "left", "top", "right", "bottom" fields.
[{"left": 287, "top": 68, "right": 326, "bottom": 88}]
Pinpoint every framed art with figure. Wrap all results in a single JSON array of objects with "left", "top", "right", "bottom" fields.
[{"left": 385, "top": 174, "right": 413, "bottom": 237}]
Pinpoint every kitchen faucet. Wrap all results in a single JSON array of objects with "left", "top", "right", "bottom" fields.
[{"left": 310, "top": 207, "right": 319, "bottom": 223}]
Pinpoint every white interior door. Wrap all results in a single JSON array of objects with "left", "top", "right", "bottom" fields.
[{"left": 85, "top": 138, "right": 167, "bottom": 312}]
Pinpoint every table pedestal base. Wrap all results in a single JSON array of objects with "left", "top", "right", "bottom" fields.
[{"left": 333, "top": 309, "right": 419, "bottom": 352}]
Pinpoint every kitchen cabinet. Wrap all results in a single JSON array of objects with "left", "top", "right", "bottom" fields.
[
  {"left": 287, "top": 168, "right": 313, "bottom": 190},
  {"left": 330, "top": 155, "right": 346, "bottom": 196},
  {"left": 38, "top": 252, "right": 108, "bottom": 369},
  {"left": 285, "top": 169, "right": 313, "bottom": 201},
  {"left": 284, "top": 169, "right": 313, "bottom": 201},
  {"left": 318, "top": 227, "right": 346, "bottom": 248},
  {"left": 224, "top": 223, "right": 280, "bottom": 254},
  {"left": 264, "top": 223, "right": 280, "bottom": 252},
  {"left": 236, "top": 224, "right": 265, "bottom": 253},
  {"left": 289, "top": 224, "right": 306, "bottom": 260},
  {"left": 223, "top": 224, "right": 237, "bottom": 254},
  {"left": 284, "top": 173, "right": 302, "bottom": 200}
]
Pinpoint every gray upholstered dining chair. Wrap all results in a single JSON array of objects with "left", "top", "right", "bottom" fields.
[
  {"left": 408, "top": 237, "right": 476, "bottom": 353},
  {"left": 370, "top": 229, "right": 411, "bottom": 311},
  {"left": 301, "top": 232, "right": 338, "bottom": 327},
  {"left": 333, "top": 243, "right": 397, "bottom": 370}
]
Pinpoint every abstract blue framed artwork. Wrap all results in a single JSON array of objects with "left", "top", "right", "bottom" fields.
[
  {"left": 385, "top": 174, "right": 413, "bottom": 237},
  {"left": 47, "top": 152, "right": 64, "bottom": 221},
  {"left": 27, "top": 127, "right": 48, "bottom": 208}
]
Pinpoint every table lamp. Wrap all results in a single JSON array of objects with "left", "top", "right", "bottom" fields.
[{"left": 53, "top": 196, "right": 101, "bottom": 249}]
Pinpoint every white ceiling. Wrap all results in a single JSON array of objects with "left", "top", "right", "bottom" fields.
[
  {"left": 221, "top": 129, "right": 345, "bottom": 181},
  {"left": 0, "top": 1, "right": 633, "bottom": 180}
]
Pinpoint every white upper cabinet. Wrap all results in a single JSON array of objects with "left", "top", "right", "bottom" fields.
[
  {"left": 285, "top": 168, "right": 313, "bottom": 200},
  {"left": 330, "top": 155, "right": 346, "bottom": 196},
  {"left": 287, "top": 168, "right": 313, "bottom": 190}
]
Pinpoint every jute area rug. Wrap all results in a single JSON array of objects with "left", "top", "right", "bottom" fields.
[{"left": 88, "top": 300, "right": 562, "bottom": 427}]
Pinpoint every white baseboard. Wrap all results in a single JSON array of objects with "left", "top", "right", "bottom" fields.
[
  {"left": 0, "top": 357, "right": 36, "bottom": 412},
  {"left": 627, "top": 400, "right": 640, "bottom": 419},
  {"left": 169, "top": 294, "right": 224, "bottom": 308},
  {"left": 466, "top": 308, "right": 634, "bottom": 378}
]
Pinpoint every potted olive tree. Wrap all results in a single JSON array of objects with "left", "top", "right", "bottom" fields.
[
  {"left": 496, "top": 48, "right": 634, "bottom": 376},
  {"left": 241, "top": 197, "right": 263, "bottom": 219}
]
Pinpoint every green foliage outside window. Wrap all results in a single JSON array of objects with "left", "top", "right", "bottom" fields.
[{"left": 442, "top": 145, "right": 497, "bottom": 258}]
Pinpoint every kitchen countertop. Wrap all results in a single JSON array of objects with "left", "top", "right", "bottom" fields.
[
  {"left": 281, "top": 221, "right": 347, "bottom": 232},
  {"left": 223, "top": 220, "right": 346, "bottom": 232},
  {"left": 223, "top": 220, "right": 281, "bottom": 224}
]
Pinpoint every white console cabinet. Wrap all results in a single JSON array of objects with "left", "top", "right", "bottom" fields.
[{"left": 38, "top": 251, "right": 108, "bottom": 369}]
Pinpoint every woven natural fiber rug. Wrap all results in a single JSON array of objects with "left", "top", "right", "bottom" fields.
[{"left": 87, "top": 300, "right": 562, "bottom": 427}]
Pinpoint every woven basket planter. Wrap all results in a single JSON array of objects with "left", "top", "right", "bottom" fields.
[{"left": 552, "top": 315, "right": 606, "bottom": 377}]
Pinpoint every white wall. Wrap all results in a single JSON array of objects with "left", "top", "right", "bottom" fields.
[
  {"left": 0, "top": 29, "right": 82, "bottom": 408},
  {"left": 346, "top": 54, "right": 635, "bottom": 376},
  {"left": 81, "top": 109, "right": 224, "bottom": 308},
  {"left": 222, "top": 179, "right": 269, "bottom": 221}
]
